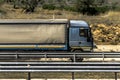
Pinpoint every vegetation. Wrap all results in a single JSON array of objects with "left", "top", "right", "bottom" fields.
[
  {"left": 76, "top": 0, "right": 111, "bottom": 15},
  {"left": 2, "top": 0, "right": 40, "bottom": 13},
  {"left": 1, "top": 0, "right": 120, "bottom": 14},
  {"left": 42, "top": 4, "right": 56, "bottom": 10},
  {"left": 76, "top": 0, "right": 97, "bottom": 15}
]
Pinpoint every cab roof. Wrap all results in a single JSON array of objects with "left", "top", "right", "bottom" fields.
[{"left": 70, "top": 20, "right": 89, "bottom": 28}]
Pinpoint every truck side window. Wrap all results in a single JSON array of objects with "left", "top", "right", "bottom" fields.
[{"left": 79, "top": 29, "right": 88, "bottom": 37}]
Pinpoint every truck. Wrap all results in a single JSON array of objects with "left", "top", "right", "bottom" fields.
[{"left": 0, "top": 19, "right": 93, "bottom": 52}]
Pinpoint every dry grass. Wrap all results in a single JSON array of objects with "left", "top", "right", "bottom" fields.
[
  {"left": 0, "top": 4, "right": 120, "bottom": 23},
  {"left": 104, "top": 11, "right": 120, "bottom": 18},
  {"left": 0, "top": 72, "right": 118, "bottom": 79},
  {"left": 0, "top": 4, "right": 80, "bottom": 19}
]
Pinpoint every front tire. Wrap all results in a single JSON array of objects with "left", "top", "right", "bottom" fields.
[{"left": 70, "top": 49, "right": 83, "bottom": 62}]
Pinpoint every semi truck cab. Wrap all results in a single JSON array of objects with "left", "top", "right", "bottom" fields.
[{"left": 69, "top": 20, "right": 93, "bottom": 52}]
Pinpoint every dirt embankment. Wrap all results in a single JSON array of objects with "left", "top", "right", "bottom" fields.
[{"left": 91, "top": 24, "right": 120, "bottom": 45}]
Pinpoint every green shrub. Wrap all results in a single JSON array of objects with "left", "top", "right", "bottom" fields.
[
  {"left": 112, "top": 7, "right": 120, "bottom": 11},
  {"left": 63, "top": 6, "right": 76, "bottom": 12},
  {"left": 0, "top": 9, "right": 6, "bottom": 15},
  {"left": 0, "top": 0, "right": 4, "bottom": 3},
  {"left": 96, "top": 6, "right": 109, "bottom": 14},
  {"left": 42, "top": 4, "right": 56, "bottom": 10},
  {"left": 77, "top": 6, "right": 110, "bottom": 15}
]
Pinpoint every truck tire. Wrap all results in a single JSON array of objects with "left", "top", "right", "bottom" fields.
[{"left": 70, "top": 49, "right": 83, "bottom": 62}]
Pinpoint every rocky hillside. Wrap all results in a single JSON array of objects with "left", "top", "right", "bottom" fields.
[{"left": 91, "top": 24, "right": 120, "bottom": 45}]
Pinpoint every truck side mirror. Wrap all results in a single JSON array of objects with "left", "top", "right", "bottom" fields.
[
  {"left": 87, "top": 31, "right": 91, "bottom": 42},
  {"left": 87, "top": 37, "right": 91, "bottom": 42}
]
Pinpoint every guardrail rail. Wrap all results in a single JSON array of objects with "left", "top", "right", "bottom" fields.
[{"left": 0, "top": 52, "right": 120, "bottom": 80}]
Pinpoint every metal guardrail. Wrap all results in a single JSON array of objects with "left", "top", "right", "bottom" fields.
[
  {"left": 0, "top": 62, "right": 120, "bottom": 72},
  {"left": 0, "top": 52, "right": 120, "bottom": 59},
  {"left": 0, "top": 52, "right": 120, "bottom": 80},
  {"left": 0, "top": 61, "right": 120, "bottom": 80}
]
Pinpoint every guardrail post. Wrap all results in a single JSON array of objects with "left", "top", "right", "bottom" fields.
[
  {"left": 102, "top": 52, "right": 105, "bottom": 62},
  {"left": 72, "top": 72, "right": 75, "bottom": 80},
  {"left": 115, "top": 72, "right": 117, "bottom": 80},
  {"left": 73, "top": 54, "right": 76, "bottom": 62},
  {"left": 15, "top": 52, "right": 18, "bottom": 59},
  {"left": 27, "top": 72, "right": 31, "bottom": 80},
  {"left": 45, "top": 53, "right": 47, "bottom": 62}
]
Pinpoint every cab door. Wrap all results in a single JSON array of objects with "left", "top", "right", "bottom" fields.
[
  {"left": 69, "top": 27, "right": 80, "bottom": 47},
  {"left": 69, "top": 27, "right": 93, "bottom": 50}
]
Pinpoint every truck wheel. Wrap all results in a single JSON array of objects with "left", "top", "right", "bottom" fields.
[
  {"left": 70, "top": 49, "right": 83, "bottom": 62},
  {"left": 70, "top": 58, "right": 83, "bottom": 62}
]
